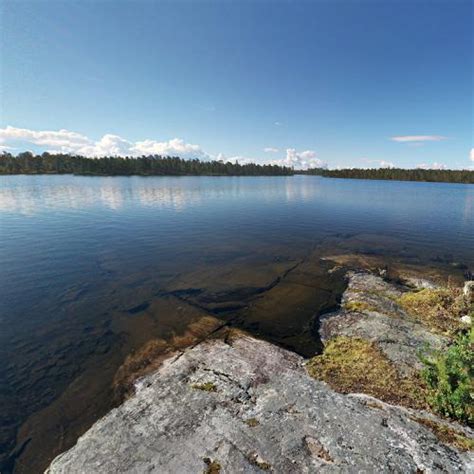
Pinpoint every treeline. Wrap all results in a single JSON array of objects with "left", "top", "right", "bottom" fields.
[
  {"left": 1, "top": 152, "right": 473, "bottom": 183},
  {"left": 0, "top": 152, "right": 293, "bottom": 176},
  {"left": 300, "top": 167, "right": 474, "bottom": 184}
]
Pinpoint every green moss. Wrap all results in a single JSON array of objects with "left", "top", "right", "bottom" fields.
[
  {"left": 344, "top": 300, "right": 378, "bottom": 312},
  {"left": 414, "top": 417, "right": 474, "bottom": 452},
  {"left": 192, "top": 382, "right": 217, "bottom": 392},
  {"left": 244, "top": 417, "right": 260, "bottom": 427},
  {"left": 398, "top": 287, "right": 469, "bottom": 336},
  {"left": 203, "top": 457, "right": 221, "bottom": 473},
  {"left": 306, "top": 337, "right": 426, "bottom": 409}
]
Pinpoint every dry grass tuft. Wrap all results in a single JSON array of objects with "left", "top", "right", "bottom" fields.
[
  {"left": 306, "top": 337, "right": 426, "bottom": 409},
  {"left": 398, "top": 287, "right": 470, "bottom": 336},
  {"left": 413, "top": 417, "right": 474, "bottom": 452}
]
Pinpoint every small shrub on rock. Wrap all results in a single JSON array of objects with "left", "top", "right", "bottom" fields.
[{"left": 419, "top": 327, "right": 474, "bottom": 425}]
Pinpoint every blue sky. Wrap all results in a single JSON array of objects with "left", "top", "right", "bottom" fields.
[{"left": 1, "top": 0, "right": 472, "bottom": 169}]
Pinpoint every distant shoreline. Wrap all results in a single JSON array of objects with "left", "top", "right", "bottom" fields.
[
  {"left": 1, "top": 153, "right": 473, "bottom": 183},
  {"left": 298, "top": 167, "right": 474, "bottom": 184},
  {"left": 2, "top": 171, "right": 473, "bottom": 185}
]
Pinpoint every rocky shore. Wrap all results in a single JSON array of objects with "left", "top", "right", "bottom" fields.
[
  {"left": 47, "top": 333, "right": 472, "bottom": 473},
  {"left": 46, "top": 270, "right": 473, "bottom": 473}
]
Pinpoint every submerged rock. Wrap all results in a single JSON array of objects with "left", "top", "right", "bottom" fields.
[{"left": 47, "top": 332, "right": 473, "bottom": 473}]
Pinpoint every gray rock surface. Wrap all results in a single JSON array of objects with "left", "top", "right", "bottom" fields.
[
  {"left": 464, "top": 280, "right": 474, "bottom": 304},
  {"left": 47, "top": 333, "right": 473, "bottom": 473},
  {"left": 320, "top": 271, "right": 447, "bottom": 375}
]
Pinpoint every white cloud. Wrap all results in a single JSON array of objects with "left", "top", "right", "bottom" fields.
[
  {"left": 0, "top": 125, "right": 210, "bottom": 159},
  {"left": 0, "top": 125, "right": 90, "bottom": 153},
  {"left": 364, "top": 159, "right": 395, "bottom": 169},
  {"left": 274, "top": 121, "right": 282, "bottom": 126},
  {"left": 391, "top": 135, "right": 447, "bottom": 143},
  {"left": 78, "top": 134, "right": 133, "bottom": 157},
  {"left": 268, "top": 148, "right": 327, "bottom": 170},
  {"left": 470, "top": 148, "right": 474, "bottom": 161},
  {"left": 264, "top": 147, "right": 279, "bottom": 153},
  {"left": 132, "top": 138, "right": 208, "bottom": 159},
  {"left": 215, "top": 153, "right": 253, "bottom": 165},
  {"left": 416, "top": 162, "right": 447, "bottom": 170},
  {"left": 218, "top": 148, "right": 326, "bottom": 170},
  {"left": 379, "top": 160, "right": 395, "bottom": 169},
  {"left": 0, "top": 125, "right": 327, "bottom": 170}
]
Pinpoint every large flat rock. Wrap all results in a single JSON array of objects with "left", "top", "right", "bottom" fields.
[{"left": 47, "top": 333, "right": 472, "bottom": 473}]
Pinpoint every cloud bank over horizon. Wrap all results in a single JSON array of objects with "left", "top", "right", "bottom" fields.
[
  {"left": 1, "top": 125, "right": 471, "bottom": 171},
  {"left": 0, "top": 125, "right": 210, "bottom": 160},
  {"left": 0, "top": 125, "right": 328, "bottom": 170}
]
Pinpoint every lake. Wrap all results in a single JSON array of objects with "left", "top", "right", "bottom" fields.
[{"left": 1, "top": 174, "right": 473, "bottom": 472}]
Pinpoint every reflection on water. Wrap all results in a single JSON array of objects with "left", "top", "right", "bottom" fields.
[
  {"left": 463, "top": 188, "right": 474, "bottom": 227},
  {"left": 0, "top": 175, "right": 331, "bottom": 215},
  {"left": 0, "top": 175, "right": 473, "bottom": 472}
]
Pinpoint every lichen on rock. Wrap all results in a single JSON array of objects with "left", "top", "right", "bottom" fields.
[
  {"left": 397, "top": 286, "right": 470, "bottom": 336},
  {"left": 306, "top": 336, "right": 426, "bottom": 409}
]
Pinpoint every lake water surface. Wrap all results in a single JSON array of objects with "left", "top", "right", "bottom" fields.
[{"left": 1, "top": 175, "right": 473, "bottom": 472}]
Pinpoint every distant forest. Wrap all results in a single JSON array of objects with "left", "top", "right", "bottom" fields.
[
  {"left": 301, "top": 167, "right": 474, "bottom": 184},
  {"left": 0, "top": 152, "right": 292, "bottom": 176},
  {"left": 1, "top": 152, "right": 473, "bottom": 183}
]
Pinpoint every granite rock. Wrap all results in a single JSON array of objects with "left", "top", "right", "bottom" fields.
[{"left": 47, "top": 333, "right": 473, "bottom": 473}]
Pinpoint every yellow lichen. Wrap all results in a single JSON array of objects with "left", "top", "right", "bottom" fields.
[
  {"left": 203, "top": 457, "right": 221, "bottom": 473},
  {"left": 244, "top": 417, "right": 260, "bottom": 427},
  {"left": 248, "top": 453, "right": 272, "bottom": 471},
  {"left": 306, "top": 337, "right": 425, "bottom": 409},
  {"left": 397, "top": 287, "right": 469, "bottom": 336},
  {"left": 192, "top": 382, "right": 217, "bottom": 392},
  {"left": 344, "top": 300, "right": 377, "bottom": 312}
]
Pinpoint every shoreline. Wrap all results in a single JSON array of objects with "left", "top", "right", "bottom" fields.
[
  {"left": 46, "top": 268, "right": 473, "bottom": 472},
  {"left": 2, "top": 172, "right": 474, "bottom": 185},
  {"left": 5, "top": 245, "right": 472, "bottom": 473}
]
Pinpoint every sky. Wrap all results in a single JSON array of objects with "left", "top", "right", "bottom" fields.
[{"left": 0, "top": 0, "right": 472, "bottom": 170}]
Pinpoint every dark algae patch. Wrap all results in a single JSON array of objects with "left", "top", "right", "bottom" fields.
[{"left": 127, "top": 301, "right": 150, "bottom": 314}]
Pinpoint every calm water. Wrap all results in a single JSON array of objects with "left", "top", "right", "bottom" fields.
[{"left": 1, "top": 175, "right": 473, "bottom": 471}]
